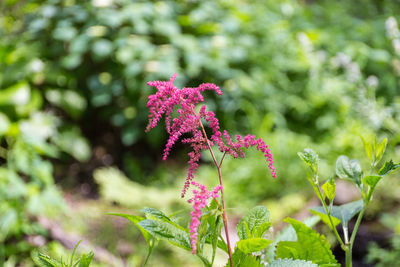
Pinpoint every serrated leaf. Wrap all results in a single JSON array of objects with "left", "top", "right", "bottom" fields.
[
  {"left": 254, "top": 221, "right": 272, "bottom": 238},
  {"left": 378, "top": 160, "right": 400, "bottom": 176},
  {"left": 362, "top": 175, "right": 382, "bottom": 190},
  {"left": 322, "top": 179, "right": 336, "bottom": 202},
  {"left": 375, "top": 138, "right": 387, "bottom": 164},
  {"left": 107, "top": 213, "right": 151, "bottom": 244},
  {"left": 224, "top": 248, "right": 263, "bottom": 267},
  {"left": 336, "top": 156, "right": 362, "bottom": 185},
  {"left": 276, "top": 218, "right": 338, "bottom": 266},
  {"left": 310, "top": 199, "right": 363, "bottom": 228},
  {"left": 298, "top": 149, "right": 319, "bottom": 173},
  {"left": 237, "top": 238, "right": 272, "bottom": 253},
  {"left": 141, "top": 207, "right": 171, "bottom": 221},
  {"left": 237, "top": 206, "right": 270, "bottom": 240},
  {"left": 268, "top": 258, "right": 318, "bottom": 267},
  {"left": 138, "top": 219, "right": 191, "bottom": 251},
  {"left": 266, "top": 216, "right": 320, "bottom": 263}
]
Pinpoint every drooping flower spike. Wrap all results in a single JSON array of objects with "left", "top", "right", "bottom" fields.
[{"left": 146, "top": 74, "right": 276, "bottom": 197}]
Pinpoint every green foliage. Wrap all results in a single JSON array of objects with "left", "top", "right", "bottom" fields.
[
  {"left": 33, "top": 242, "right": 94, "bottom": 267},
  {"left": 236, "top": 206, "right": 271, "bottom": 240},
  {"left": 297, "top": 149, "right": 319, "bottom": 174},
  {"left": 237, "top": 238, "right": 272, "bottom": 254},
  {"left": 268, "top": 259, "right": 318, "bottom": 267},
  {"left": 336, "top": 155, "right": 363, "bottom": 186},
  {"left": 378, "top": 160, "right": 400, "bottom": 176},
  {"left": 224, "top": 248, "right": 263, "bottom": 267},
  {"left": 310, "top": 200, "right": 364, "bottom": 228},
  {"left": 322, "top": 179, "right": 336, "bottom": 202},
  {"left": 276, "top": 218, "right": 338, "bottom": 267},
  {"left": 367, "top": 236, "right": 400, "bottom": 267}
]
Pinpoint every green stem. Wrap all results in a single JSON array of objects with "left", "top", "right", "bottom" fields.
[
  {"left": 314, "top": 182, "right": 345, "bottom": 248},
  {"left": 142, "top": 245, "right": 153, "bottom": 267},
  {"left": 349, "top": 207, "right": 366, "bottom": 249},
  {"left": 345, "top": 245, "right": 352, "bottom": 267}
]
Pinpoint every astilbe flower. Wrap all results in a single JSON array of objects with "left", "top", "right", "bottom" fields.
[
  {"left": 146, "top": 74, "right": 276, "bottom": 198},
  {"left": 187, "top": 181, "right": 222, "bottom": 254}
]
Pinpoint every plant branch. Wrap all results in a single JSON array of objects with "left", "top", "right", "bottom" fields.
[
  {"left": 313, "top": 179, "right": 345, "bottom": 248},
  {"left": 193, "top": 107, "right": 233, "bottom": 267}
]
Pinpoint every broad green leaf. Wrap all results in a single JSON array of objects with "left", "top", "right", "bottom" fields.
[
  {"left": 266, "top": 216, "right": 320, "bottom": 263},
  {"left": 335, "top": 156, "right": 362, "bottom": 185},
  {"left": 224, "top": 247, "right": 263, "bottom": 267},
  {"left": 310, "top": 199, "right": 363, "bottom": 228},
  {"left": 254, "top": 222, "right": 272, "bottom": 238},
  {"left": 322, "top": 179, "right": 336, "bottom": 202},
  {"left": 378, "top": 160, "right": 400, "bottom": 176},
  {"left": 268, "top": 258, "right": 318, "bottom": 267},
  {"left": 237, "top": 206, "right": 270, "bottom": 240},
  {"left": 138, "top": 219, "right": 191, "bottom": 251},
  {"left": 362, "top": 175, "right": 382, "bottom": 190},
  {"left": 237, "top": 238, "right": 272, "bottom": 253},
  {"left": 297, "top": 149, "right": 319, "bottom": 173},
  {"left": 107, "top": 213, "right": 151, "bottom": 244},
  {"left": 309, "top": 209, "right": 341, "bottom": 230},
  {"left": 375, "top": 138, "right": 387, "bottom": 164},
  {"left": 276, "top": 218, "right": 338, "bottom": 266}
]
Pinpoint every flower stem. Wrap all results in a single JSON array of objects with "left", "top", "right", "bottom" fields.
[{"left": 196, "top": 111, "right": 234, "bottom": 267}]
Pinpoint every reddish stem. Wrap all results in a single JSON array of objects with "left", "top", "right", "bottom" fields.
[{"left": 193, "top": 108, "right": 234, "bottom": 267}]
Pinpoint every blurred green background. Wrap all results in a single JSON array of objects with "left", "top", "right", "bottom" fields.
[{"left": 1, "top": 0, "right": 400, "bottom": 266}]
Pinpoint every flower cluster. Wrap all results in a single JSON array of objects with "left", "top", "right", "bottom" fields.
[
  {"left": 146, "top": 74, "right": 276, "bottom": 197},
  {"left": 187, "top": 181, "right": 222, "bottom": 254}
]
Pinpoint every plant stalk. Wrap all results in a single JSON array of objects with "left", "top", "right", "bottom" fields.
[
  {"left": 313, "top": 181, "right": 345, "bottom": 248},
  {"left": 345, "top": 245, "right": 352, "bottom": 267},
  {"left": 196, "top": 112, "right": 234, "bottom": 267}
]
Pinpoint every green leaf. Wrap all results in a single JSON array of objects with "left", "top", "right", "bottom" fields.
[
  {"left": 309, "top": 209, "right": 341, "bottom": 230},
  {"left": 322, "top": 179, "right": 336, "bottom": 202},
  {"left": 107, "top": 213, "right": 151, "bottom": 244},
  {"left": 297, "top": 149, "right": 319, "bottom": 173},
  {"left": 237, "top": 238, "right": 272, "bottom": 253},
  {"left": 309, "top": 199, "right": 363, "bottom": 228},
  {"left": 138, "top": 219, "right": 191, "bottom": 251},
  {"left": 224, "top": 248, "right": 263, "bottom": 267},
  {"left": 266, "top": 216, "right": 320, "bottom": 263},
  {"left": 335, "top": 156, "right": 362, "bottom": 185},
  {"left": 375, "top": 138, "right": 388, "bottom": 164},
  {"left": 268, "top": 258, "right": 318, "bottom": 267},
  {"left": 237, "top": 206, "right": 270, "bottom": 240},
  {"left": 0, "top": 112, "right": 10, "bottom": 136},
  {"left": 360, "top": 135, "right": 374, "bottom": 165},
  {"left": 32, "top": 252, "right": 63, "bottom": 267},
  {"left": 362, "top": 175, "right": 382, "bottom": 191},
  {"left": 210, "top": 215, "right": 223, "bottom": 265},
  {"left": 78, "top": 252, "right": 94, "bottom": 267},
  {"left": 276, "top": 218, "right": 338, "bottom": 266},
  {"left": 378, "top": 160, "right": 400, "bottom": 176},
  {"left": 141, "top": 208, "right": 171, "bottom": 221}
]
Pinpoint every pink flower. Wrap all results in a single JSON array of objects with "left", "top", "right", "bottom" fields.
[
  {"left": 146, "top": 74, "right": 277, "bottom": 197},
  {"left": 187, "top": 181, "right": 222, "bottom": 254}
]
